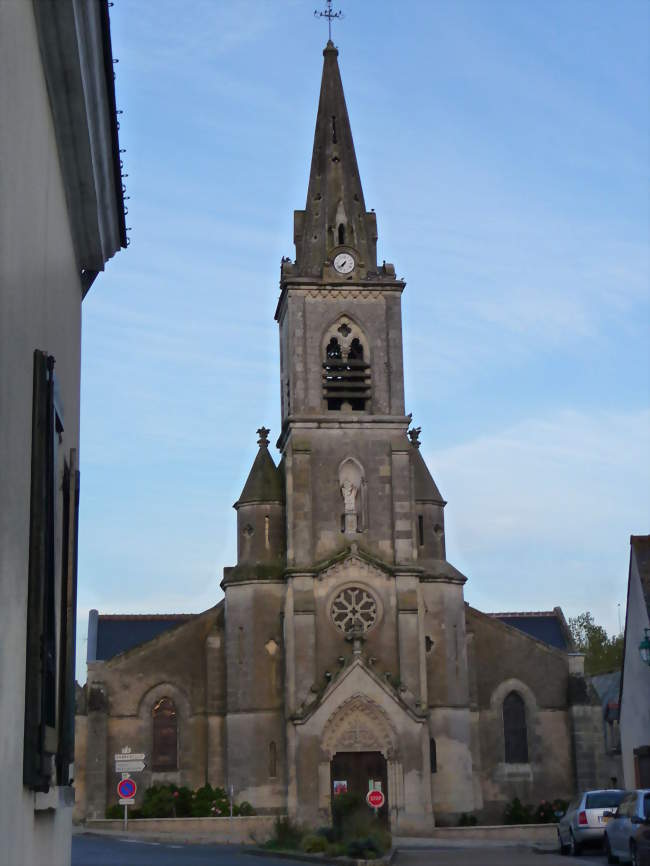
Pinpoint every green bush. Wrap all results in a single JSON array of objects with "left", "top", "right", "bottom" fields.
[
  {"left": 535, "top": 799, "right": 568, "bottom": 824},
  {"left": 369, "top": 827, "right": 392, "bottom": 854},
  {"left": 346, "top": 836, "right": 380, "bottom": 858},
  {"left": 317, "top": 825, "right": 338, "bottom": 843},
  {"left": 191, "top": 784, "right": 230, "bottom": 817},
  {"left": 458, "top": 812, "right": 478, "bottom": 826},
  {"left": 234, "top": 800, "right": 255, "bottom": 816},
  {"left": 502, "top": 796, "right": 569, "bottom": 825},
  {"left": 301, "top": 834, "right": 328, "bottom": 853},
  {"left": 327, "top": 841, "right": 347, "bottom": 857},
  {"left": 503, "top": 797, "right": 533, "bottom": 825},
  {"left": 267, "top": 816, "right": 303, "bottom": 850},
  {"left": 105, "top": 804, "right": 122, "bottom": 819}
]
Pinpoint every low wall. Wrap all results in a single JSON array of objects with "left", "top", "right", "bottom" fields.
[
  {"left": 430, "top": 824, "right": 558, "bottom": 843},
  {"left": 84, "top": 815, "right": 279, "bottom": 844}
]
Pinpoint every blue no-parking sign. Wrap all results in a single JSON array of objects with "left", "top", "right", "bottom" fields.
[{"left": 117, "top": 777, "right": 136, "bottom": 801}]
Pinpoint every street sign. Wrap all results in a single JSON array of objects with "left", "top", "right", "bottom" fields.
[
  {"left": 115, "top": 760, "right": 146, "bottom": 773},
  {"left": 119, "top": 798, "right": 135, "bottom": 806},
  {"left": 366, "top": 789, "right": 385, "bottom": 809},
  {"left": 115, "top": 752, "right": 145, "bottom": 762},
  {"left": 117, "top": 777, "right": 137, "bottom": 800}
]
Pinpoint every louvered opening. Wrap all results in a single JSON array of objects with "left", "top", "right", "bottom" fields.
[{"left": 323, "top": 333, "right": 370, "bottom": 410}]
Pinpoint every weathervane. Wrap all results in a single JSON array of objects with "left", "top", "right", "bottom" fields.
[{"left": 314, "top": 0, "right": 343, "bottom": 41}]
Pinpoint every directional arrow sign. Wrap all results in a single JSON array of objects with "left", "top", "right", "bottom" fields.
[{"left": 115, "top": 760, "right": 146, "bottom": 773}]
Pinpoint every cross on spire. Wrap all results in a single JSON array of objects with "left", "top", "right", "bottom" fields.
[{"left": 314, "top": 0, "right": 343, "bottom": 42}]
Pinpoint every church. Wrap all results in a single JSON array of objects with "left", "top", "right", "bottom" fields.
[{"left": 75, "top": 41, "right": 606, "bottom": 834}]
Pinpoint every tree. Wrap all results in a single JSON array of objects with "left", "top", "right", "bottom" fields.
[{"left": 568, "top": 611, "right": 624, "bottom": 675}]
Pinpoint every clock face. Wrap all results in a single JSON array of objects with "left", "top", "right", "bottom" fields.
[{"left": 333, "top": 252, "right": 355, "bottom": 274}]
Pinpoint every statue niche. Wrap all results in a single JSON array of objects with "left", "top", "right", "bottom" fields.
[{"left": 339, "top": 458, "right": 366, "bottom": 535}]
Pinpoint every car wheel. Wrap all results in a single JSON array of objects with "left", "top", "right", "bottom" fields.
[
  {"left": 605, "top": 834, "right": 618, "bottom": 864},
  {"left": 630, "top": 840, "right": 638, "bottom": 866},
  {"left": 570, "top": 831, "right": 582, "bottom": 857}
]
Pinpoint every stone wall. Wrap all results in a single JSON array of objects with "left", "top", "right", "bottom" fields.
[{"left": 85, "top": 815, "right": 279, "bottom": 843}]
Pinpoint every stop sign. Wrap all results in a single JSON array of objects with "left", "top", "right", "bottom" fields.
[{"left": 366, "top": 789, "right": 385, "bottom": 809}]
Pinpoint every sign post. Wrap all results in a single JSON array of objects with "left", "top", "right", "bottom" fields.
[
  {"left": 114, "top": 748, "right": 146, "bottom": 830},
  {"left": 117, "top": 777, "right": 137, "bottom": 830}
]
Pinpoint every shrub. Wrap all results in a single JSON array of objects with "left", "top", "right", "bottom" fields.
[
  {"left": 317, "top": 825, "right": 338, "bottom": 843},
  {"left": 141, "top": 785, "right": 175, "bottom": 818},
  {"left": 327, "top": 841, "right": 347, "bottom": 857},
  {"left": 458, "top": 812, "right": 478, "bottom": 826},
  {"left": 346, "top": 836, "right": 380, "bottom": 858},
  {"left": 369, "top": 827, "right": 392, "bottom": 854},
  {"left": 535, "top": 798, "right": 568, "bottom": 824},
  {"left": 234, "top": 800, "right": 255, "bottom": 816},
  {"left": 301, "top": 834, "right": 328, "bottom": 853},
  {"left": 105, "top": 804, "right": 122, "bottom": 819},
  {"left": 191, "top": 784, "right": 230, "bottom": 817},
  {"left": 268, "top": 816, "right": 303, "bottom": 850},
  {"left": 503, "top": 797, "right": 533, "bottom": 825}
]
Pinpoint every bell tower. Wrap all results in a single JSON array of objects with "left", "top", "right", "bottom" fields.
[{"left": 276, "top": 41, "right": 416, "bottom": 570}]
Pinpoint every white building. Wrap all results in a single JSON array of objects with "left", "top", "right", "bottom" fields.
[
  {"left": 619, "top": 535, "right": 650, "bottom": 789},
  {"left": 0, "top": 1, "right": 125, "bottom": 863}
]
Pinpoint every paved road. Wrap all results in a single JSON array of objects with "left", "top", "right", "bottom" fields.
[
  {"left": 72, "top": 834, "right": 299, "bottom": 866},
  {"left": 73, "top": 833, "right": 611, "bottom": 866}
]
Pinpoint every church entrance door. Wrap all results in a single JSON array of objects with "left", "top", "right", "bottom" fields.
[{"left": 330, "top": 751, "right": 388, "bottom": 825}]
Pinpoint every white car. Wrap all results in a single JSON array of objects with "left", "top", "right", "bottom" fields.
[
  {"left": 558, "top": 789, "right": 626, "bottom": 856},
  {"left": 604, "top": 789, "right": 650, "bottom": 864}
]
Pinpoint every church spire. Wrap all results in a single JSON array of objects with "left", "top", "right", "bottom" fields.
[{"left": 292, "top": 42, "right": 378, "bottom": 278}]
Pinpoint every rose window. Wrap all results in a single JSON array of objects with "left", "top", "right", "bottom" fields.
[{"left": 331, "top": 587, "right": 378, "bottom": 634}]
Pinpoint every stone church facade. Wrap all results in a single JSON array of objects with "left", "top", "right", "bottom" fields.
[{"left": 75, "top": 42, "right": 606, "bottom": 833}]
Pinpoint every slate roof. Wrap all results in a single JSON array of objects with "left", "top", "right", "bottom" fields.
[
  {"left": 589, "top": 671, "right": 621, "bottom": 721},
  {"left": 411, "top": 445, "right": 445, "bottom": 503},
  {"left": 94, "top": 614, "right": 195, "bottom": 661},
  {"left": 631, "top": 534, "right": 650, "bottom": 618},
  {"left": 236, "top": 442, "right": 283, "bottom": 506},
  {"left": 487, "top": 608, "right": 573, "bottom": 650}
]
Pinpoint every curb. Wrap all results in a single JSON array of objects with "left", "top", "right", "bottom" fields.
[{"left": 246, "top": 846, "right": 396, "bottom": 865}]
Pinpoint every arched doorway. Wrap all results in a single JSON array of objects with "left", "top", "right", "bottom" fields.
[
  {"left": 331, "top": 750, "right": 388, "bottom": 823},
  {"left": 321, "top": 694, "right": 397, "bottom": 827}
]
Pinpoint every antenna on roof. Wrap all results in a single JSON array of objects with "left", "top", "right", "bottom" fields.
[{"left": 314, "top": 0, "right": 343, "bottom": 42}]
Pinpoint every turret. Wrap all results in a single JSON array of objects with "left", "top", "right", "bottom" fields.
[
  {"left": 409, "top": 427, "right": 447, "bottom": 562},
  {"left": 222, "top": 427, "right": 285, "bottom": 585}
]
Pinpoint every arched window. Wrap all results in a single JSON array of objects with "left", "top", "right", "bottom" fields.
[
  {"left": 430, "top": 738, "right": 437, "bottom": 773},
  {"left": 269, "top": 741, "right": 277, "bottom": 778},
  {"left": 152, "top": 697, "right": 178, "bottom": 771},
  {"left": 338, "top": 223, "right": 346, "bottom": 244},
  {"left": 323, "top": 320, "right": 371, "bottom": 411},
  {"left": 503, "top": 691, "right": 528, "bottom": 763}
]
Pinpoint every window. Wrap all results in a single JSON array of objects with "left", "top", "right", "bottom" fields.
[
  {"left": 430, "top": 738, "right": 437, "bottom": 773},
  {"left": 418, "top": 514, "right": 424, "bottom": 546},
  {"left": 503, "top": 691, "right": 528, "bottom": 763},
  {"left": 152, "top": 697, "right": 178, "bottom": 771},
  {"left": 269, "top": 741, "right": 277, "bottom": 778},
  {"left": 323, "top": 320, "right": 371, "bottom": 411},
  {"left": 24, "top": 351, "right": 65, "bottom": 790}
]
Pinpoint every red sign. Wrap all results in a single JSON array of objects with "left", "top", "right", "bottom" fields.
[
  {"left": 117, "top": 778, "right": 137, "bottom": 800},
  {"left": 366, "top": 789, "right": 385, "bottom": 809}
]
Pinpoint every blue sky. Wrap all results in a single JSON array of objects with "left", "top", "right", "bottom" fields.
[{"left": 77, "top": 0, "right": 649, "bottom": 677}]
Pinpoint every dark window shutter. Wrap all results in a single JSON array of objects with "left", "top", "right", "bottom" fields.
[
  {"left": 503, "top": 691, "right": 528, "bottom": 763},
  {"left": 57, "top": 452, "right": 79, "bottom": 785},
  {"left": 24, "top": 351, "right": 58, "bottom": 790}
]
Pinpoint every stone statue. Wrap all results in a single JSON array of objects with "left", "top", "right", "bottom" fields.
[{"left": 341, "top": 479, "right": 357, "bottom": 513}]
